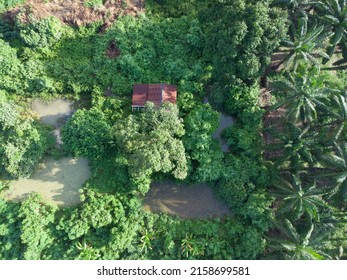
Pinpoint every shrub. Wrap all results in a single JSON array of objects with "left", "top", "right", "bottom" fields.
[{"left": 17, "top": 16, "right": 63, "bottom": 48}]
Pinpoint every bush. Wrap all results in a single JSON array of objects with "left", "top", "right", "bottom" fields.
[
  {"left": 0, "top": 0, "right": 24, "bottom": 13},
  {"left": 62, "top": 108, "right": 114, "bottom": 160},
  {"left": 0, "top": 102, "right": 48, "bottom": 178},
  {"left": 17, "top": 16, "right": 63, "bottom": 48}
]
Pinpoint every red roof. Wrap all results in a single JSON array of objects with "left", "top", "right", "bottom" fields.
[{"left": 132, "top": 84, "right": 177, "bottom": 107}]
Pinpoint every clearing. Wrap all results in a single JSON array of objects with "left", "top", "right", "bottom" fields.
[
  {"left": 5, "top": 0, "right": 144, "bottom": 27},
  {"left": 143, "top": 182, "right": 230, "bottom": 219}
]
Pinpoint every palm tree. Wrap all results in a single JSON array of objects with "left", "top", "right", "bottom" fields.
[
  {"left": 274, "top": 0, "right": 318, "bottom": 18},
  {"left": 280, "top": 15, "right": 331, "bottom": 70},
  {"left": 272, "top": 174, "right": 329, "bottom": 221},
  {"left": 272, "top": 67, "right": 340, "bottom": 124},
  {"left": 316, "top": 142, "right": 347, "bottom": 199},
  {"left": 267, "top": 122, "right": 320, "bottom": 170},
  {"left": 314, "top": 0, "right": 347, "bottom": 62},
  {"left": 267, "top": 218, "right": 332, "bottom": 259}
]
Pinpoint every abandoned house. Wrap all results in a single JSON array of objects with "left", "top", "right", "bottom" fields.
[{"left": 131, "top": 84, "right": 177, "bottom": 110}]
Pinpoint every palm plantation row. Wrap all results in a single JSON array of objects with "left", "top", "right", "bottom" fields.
[{"left": 265, "top": 0, "right": 347, "bottom": 259}]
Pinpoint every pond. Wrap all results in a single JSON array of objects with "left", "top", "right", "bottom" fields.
[
  {"left": 3, "top": 157, "right": 90, "bottom": 207},
  {"left": 31, "top": 98, "right": 74, "bottom": 145},
  {"left": 143, "top": 182, "right": 230, "bottom": 219},
  {"left": 204, "top": 96, "right": 235, "bottom": 152}
]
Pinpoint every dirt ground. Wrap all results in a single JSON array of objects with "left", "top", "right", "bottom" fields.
[
  {"left": 3, "top": 157, "right": 91, "bottom": 207},
  {"left": 143, "top": 182, "right": 231, "bottom": 219},
  {"left": 5, "top": 0, "right": 145, "bottom": 27}
]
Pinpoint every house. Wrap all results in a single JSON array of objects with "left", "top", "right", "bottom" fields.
[{"left": 132, "top": 84, "right": 177, "bottom": 110}]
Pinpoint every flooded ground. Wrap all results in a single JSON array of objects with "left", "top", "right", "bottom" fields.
[
  {"left": 31, "top": 98, "right": 73, "bottom": 145},
  {"left": 213, "top": 114, "right": 235, "bottom": 152},
  {"left": 143, "top": 182, "right": 230, "bottom": 219},
  {"left": 204, "top": 96, "right": 235, "bottom": 152},
  {"left": 3, "top": 157, "right": 90, "bottom": 207},
  {"left": 2, "top": 98, "right": 90, "bottom": 207}
]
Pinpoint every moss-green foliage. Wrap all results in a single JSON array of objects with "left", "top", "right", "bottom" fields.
[
  {"left": 18, "top": 193, "right": 57, "bottom": 260},
  {"left": 0, "top": 102, "right": 48, "bottom": 179},
  {"left": 114, "top": 103, "right": 188, "bottom": 194},
  {"left": 0, "top": 192, "right": 266, "bottom": 260},
  {"left": 183, "top": 104, "right": 224, "bottom": 182},
  {"left": 0, "top": 39, "right": 23, "bottom": 93},
  {"left": 62, "top": 108, "right": 113, "bottom": 159},
  {"left": 0, "top": 198, "right": 21, "bottom": 259},
  {"left": 17, "top": 16, "right": 63, "bottom": 48},
  {"left": 93, "top": 15, "right": 208, "bottom": 96},
  {"left": 84, "top": 0, "right": 104, "bottom": 8},
  {"left": 200, "top": 0, "right": 287, "bottom": 85},
  {"left": 147, "top": 0, "right": 200, "bottom": 18},
  {"left": 0, "top": 0, "right": 24, "bottom": 13}
]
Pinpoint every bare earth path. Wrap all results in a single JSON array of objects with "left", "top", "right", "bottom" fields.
[{"left": 143, "top": 182, "right": 230, "bottom": 219}]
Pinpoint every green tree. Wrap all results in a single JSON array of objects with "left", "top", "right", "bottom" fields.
[
  {"left": 280, "top": 16, "right": 330, "bottom": 70},
  {"left": 62, "top": 108, "right": 113, "bottom": 159},
  {"left": 17, "top": 16, "right": 63, "bottom": 48},
  {"left": 183, "top": 104, "right": 224, "bottom": 182},
  {"left": 267, "top": 219, "right": 332, "bottom": 259},
  {"left": 272, "top": 67, "right": 340, "bottom": 124},
  {"left": 273, "top": 175, "right": 328, "bottom": 221},
  {"left": 266, "top": 123, "right": 321, "bottom": 171},
  {"left": 0, "top": 39, "right": 23, "bottom": 93},
  {"left": 18, "top": 193, "right": 57, "bottom": 260},
  {"left": 317, "top": 142, "right": 347, "bottom": 199},
  {"left": 315, "top": 0, "right": 347, "bottom": 61},
  {"left": 0, "top": 102, "right": 48, "bottom": 178},
  {"left": 114, "top": 102, "right": 188, "bottom": 193},
  {"left": 200, "top": 0, "right": 287, "bottom": 85}
]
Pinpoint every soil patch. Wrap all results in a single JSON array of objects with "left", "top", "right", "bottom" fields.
[
  {"left": 143, "top": 182, "right": 230, "bottom": 219},
  {"left": 106, "top": 41, "right": 120, "bottom": 58},
  {"left": 3, "top": 157, "right": 90, "bottom": 207},
  {"left": 5, "top": 0, "right": 145, "bottom": 27}
]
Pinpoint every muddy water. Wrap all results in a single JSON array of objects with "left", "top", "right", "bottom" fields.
[
  {"left": 31, "top": 99, "right": 73, "bottom": 145},
  {"left": 4, "top": 157, "right": 90, "bottom": 207},
  {"left": 204, "top": 97, "right": 235, "bottom": 152},
  {"left": 143, "top": 182, "right": 230, "bottom": 219}
]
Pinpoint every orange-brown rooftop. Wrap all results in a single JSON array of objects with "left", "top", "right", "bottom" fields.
[{"left": 132, "top": 84, "right": 177, "bottom": 107}]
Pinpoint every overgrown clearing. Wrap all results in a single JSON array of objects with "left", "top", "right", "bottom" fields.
[
  {"left": 1, "top": 0, "right": 347, "bottom": 261},
  {"left": 4, "top": 0, "right": 144, "bottom": 26}
]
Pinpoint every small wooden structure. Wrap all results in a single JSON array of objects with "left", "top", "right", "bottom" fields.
[{"left": 132, "top": 84, "right": 177, "bottom": 110}]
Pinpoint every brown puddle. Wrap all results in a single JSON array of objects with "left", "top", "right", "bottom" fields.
[{"left": 143, "top": 181, "right": 230, "bottom": 219}]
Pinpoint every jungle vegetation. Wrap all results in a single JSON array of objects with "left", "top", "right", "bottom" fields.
[{"left": 0, "top": 0, "right": 346, "bottom": 260}]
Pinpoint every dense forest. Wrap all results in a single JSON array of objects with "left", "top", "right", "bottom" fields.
[{"left": 0, "top": 0, "right": 346, "bottom": 260}]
